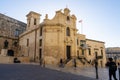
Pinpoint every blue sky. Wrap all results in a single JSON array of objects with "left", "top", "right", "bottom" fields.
[{"left": 0, "top": 0, "right": 120, "bottom": 47}]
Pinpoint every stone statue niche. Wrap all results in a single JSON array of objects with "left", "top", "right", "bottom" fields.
[
  {"left": 13, "top": 41, "right": 18, "bottom": 47},
  {"left": 4, "top": 40, "right": 9, "bottom": 49}
]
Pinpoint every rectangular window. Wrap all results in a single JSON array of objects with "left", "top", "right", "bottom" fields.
[
  {"left": 88, "top": 48, "right": 91, "bottom": 55},
  {"left": 39, "top": 48, "right": 42, "bottom": 59},
  {"left": 40, "top": 27, "right": 42, "bottom": 36},
  {"left": 101, "top": 50, "right": 103, "bottom": 56},
  {"left": 28, "top": 20, "right": 30, "bottom": 27},
  {"left": 34, "top": 18, "right": 36, "bottom": 25},
  {"left": 82, "top": 49, "right": 84, "bottom": 55},
  {"left": 77, "top": 39, "right": 79, "bottom": 45},
  {"left": 66, "top": 27, "right": 70, "bottom": 36},
  {"left": 27, "top": 39, "right": 29, "bottom": 47},
  {"left": 15, "top": 29, "right": 19, "bottom": 37},
  {"left": 39, "top": 39, "right": 42, "bottom": 47},
  {"left": 77, "top": 50, "right": 79, "bottom": 57}
]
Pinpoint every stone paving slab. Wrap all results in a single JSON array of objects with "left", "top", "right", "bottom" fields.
[
  {"left": 44, "top": 64, "right": 119, "bottom": 80},
  {"left": 0, "top": 64, "right": 97, "bottom": 80}
]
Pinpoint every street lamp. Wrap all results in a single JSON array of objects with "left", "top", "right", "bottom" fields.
[{"left": 95, "top": 52, "right": 99, "bottom": 79}]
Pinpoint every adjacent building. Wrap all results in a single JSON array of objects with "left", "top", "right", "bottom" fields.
[
  {"left": 0, "top": 13, "right": 26, "bottom": 56},
  {"left": 106, "top": 47, "right": 120, "bottom": 63}
]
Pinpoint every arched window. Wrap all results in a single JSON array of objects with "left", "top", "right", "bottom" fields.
[
  {"left": 27, "top": 39, "right": 29, "bottom": 47},
  {"left": 28, "top": 20, "right": 30, "bottom": 27},
  {"left": 66, "top": 27, "right": 70, "bottom": 36},
  {"left": 67, "top": 16, "right": 70, "bottom": 21}
]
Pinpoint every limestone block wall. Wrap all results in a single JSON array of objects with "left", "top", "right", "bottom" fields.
[
  {"left": 0, "top": 56, "right": 30, "bottom": 63},
  {"left": 0, "top": 36, "right": 18, "bottom": 55},
  {"left": 19, "top": 30, "right": 36, "bottom": 61},
  {"left": 43, "top": 26, "right": 62, "bottom": 64},
  {"left": 0, "top": 56, "right": 14, "bottom": 63},
  {"left": 42, "top": 24, "right": 77, "bottom": 65}
]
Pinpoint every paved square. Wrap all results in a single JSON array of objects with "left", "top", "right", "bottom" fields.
[{"left": 0, "top": 64, "right": 97, "bottom": 80}]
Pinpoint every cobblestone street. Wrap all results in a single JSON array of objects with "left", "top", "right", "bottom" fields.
[{"left": 0, "top": 63, "right": 119, "bottom": 80}]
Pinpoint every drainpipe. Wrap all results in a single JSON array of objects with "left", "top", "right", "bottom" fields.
[{"left": 34, "top": 29, "right": 37, "bottom": 62}]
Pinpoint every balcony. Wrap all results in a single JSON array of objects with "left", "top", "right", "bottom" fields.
[{"left": 97, "top": 56, "right": 103, "bottom": 59}]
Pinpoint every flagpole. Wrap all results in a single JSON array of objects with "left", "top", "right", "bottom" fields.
[
  {"left": 79, "top": 20, "right": 83, "bottom": 34},
  {"left": 81, "top": 21, "right": 83, "bottom": 34}
]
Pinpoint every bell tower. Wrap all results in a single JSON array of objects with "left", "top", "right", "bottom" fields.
[{"left": 26, "top": 11, "right": 41, "bottom": 30}]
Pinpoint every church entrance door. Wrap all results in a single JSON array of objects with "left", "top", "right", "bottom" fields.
[{"left": 66, "top": 46, "right": 71, "bottom": 59}]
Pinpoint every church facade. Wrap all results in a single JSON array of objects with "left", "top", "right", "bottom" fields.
[{"left": 19, "top": 8, "right": 106, "bottom": 67}]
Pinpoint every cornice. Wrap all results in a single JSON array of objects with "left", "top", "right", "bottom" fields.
[{"left": 40, "top": 23, "right": 65, "bottom": 27}]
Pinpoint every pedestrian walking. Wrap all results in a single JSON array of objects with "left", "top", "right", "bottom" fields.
[
  {"left": 106, "top": 58, "right": 117, "bottom": 80},
  {"left": 95, "top": 59, "right": 98, "bottom": 79},
  {"left": 43, "top": 59, "right": 45, "bottom": 67},
  {"left": 39, "top": 58, "right": 43, "bottom": 66},
  {"left": 73, "top": 58, "right": 77, "bottom": 70},
  {"left": 59, "top": 58, "right": 63, "bottom": 68}
]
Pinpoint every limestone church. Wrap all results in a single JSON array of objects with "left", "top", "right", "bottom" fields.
[{"left": 0, "top": 8, "right": 106, "bottom": 67}]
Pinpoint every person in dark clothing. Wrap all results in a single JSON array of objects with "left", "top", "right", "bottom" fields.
[
  {"left": 13, "top": 57, "right": 21, "bottom": 63},
  {"left": 59, "top": 59, "right": 63, "bottom": 68},
  {"left": 4, "top": 40, "right": 9, "bottom": 49},
  {"left": 39, "top": 58, "right": 43, "bottom": 66},
  {"left": 73, "top": 59, "right": 77, "bottom": 69},
  {"left": 106, "top": 58, "right": 117, "bottom": 80},
  {"left": 118, "top": 63, "right": 120, "bottom": 80}
]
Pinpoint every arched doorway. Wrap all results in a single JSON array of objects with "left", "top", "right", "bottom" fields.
[{"left": 7, "top": 50, "right": 14, "bottom": 56}]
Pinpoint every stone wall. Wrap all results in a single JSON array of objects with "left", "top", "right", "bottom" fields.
[
  {"left": 0, "top": 56, "right": 30, "bottom": 63},
  {"left": 0, "top": 13, "right": 26, "bottom": 38},
  {"left": 0, "top": 13, "right": 26, "bottom": 55}
]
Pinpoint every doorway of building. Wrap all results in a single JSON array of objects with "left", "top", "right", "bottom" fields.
[
  {"left": 39, "top": 49, "right": 42, "bottom": 60},
  {"left": 39, "top": 48, "right": 42, "bottom": 65},
  {"left": 66, "top": 46, "right": 71, "bottom": 59},
  {"left": 95, "top": 52, "right": 98, "bottom": 58},
  {"left": 7, "top": 49, "right": 14, "bottom": 56}
]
